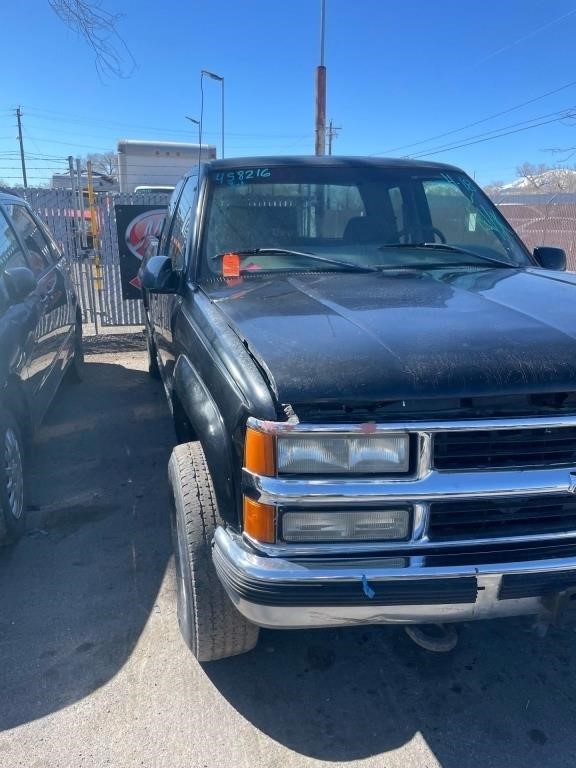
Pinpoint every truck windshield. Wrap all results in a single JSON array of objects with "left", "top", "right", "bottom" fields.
[{"left": 199, "top": 165, "right": 532, "bottom": 279}]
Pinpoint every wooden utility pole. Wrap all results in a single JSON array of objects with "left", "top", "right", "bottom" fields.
[
  {"left": 16, "top": 107, "right": 28, "bottom": 189},
  {"left": 327, "top": 120, "right": 341, "bottom": 155}
]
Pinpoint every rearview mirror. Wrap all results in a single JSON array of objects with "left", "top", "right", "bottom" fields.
[
  {"left": 533, "top": 246, "right": 566, "bottom": 271},
  {"left": 3, "top": 267, "right": 38, "bottom": 303},
  {"left": 139, "top": 255, "right": 180, "bottom": 294}
]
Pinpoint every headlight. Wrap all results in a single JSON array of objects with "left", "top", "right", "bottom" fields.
[
  {"left": 282, "top": 509, "right": 410, "bottom": 542},
  {"left": 277, "top": 434, "right": 409, "bottom": 474}
]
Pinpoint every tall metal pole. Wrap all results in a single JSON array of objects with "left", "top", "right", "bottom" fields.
[
  {"left": 221, "top": 78, "right": 225, "bottom": 159},
  {"left": 16, "top": 107, "right": 28, "bottom": 189},
  {"left": 185, "top": 116, "right": 201, "bottom": 146},
  {"left": 320, "top": 0, "right": 325, "bottom": 67},
  {"left": 201, "top": 70, "right": 225, "bottom": 158},
  {"left": 199, "top": 74, "right": 205, "bottom": 157},
  {"left": 314, "top": 0, "right": 326, "bottom": 156},
  {"left": 67, "top": 155, "right": 79, "bottom": 258},
  {"left": 76, "top": 157, "right": 87, "bottom": 249},
  {"left": 186, "top": 115, "right": 202, "bottom": 176},
  {"left": 86, "top": 161, "right": 100, "bottom": 335}
]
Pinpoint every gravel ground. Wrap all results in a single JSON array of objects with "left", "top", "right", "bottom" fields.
[{"left": 1, "top": 336, "right": 576, "bottom": 768}]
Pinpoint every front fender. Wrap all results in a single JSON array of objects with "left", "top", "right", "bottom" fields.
[{"left": 173, "top": 355, "right": 237, "bottom": 525}]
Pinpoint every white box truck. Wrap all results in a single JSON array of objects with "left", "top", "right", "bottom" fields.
[{"left": 117, "top": 140, "right": 217, "bottom": 193}]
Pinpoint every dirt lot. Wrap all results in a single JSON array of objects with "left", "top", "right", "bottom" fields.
[{"left": 1, "top": 335, "right": 576, "bottom": 768}]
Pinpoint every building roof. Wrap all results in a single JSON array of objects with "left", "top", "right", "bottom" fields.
[{"left": 117, "top": 140, "right": 211, "bottom": 150}]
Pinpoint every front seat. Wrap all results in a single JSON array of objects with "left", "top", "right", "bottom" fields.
[{"left": 343, "top": 216, "right": 398, "bottom": 244}]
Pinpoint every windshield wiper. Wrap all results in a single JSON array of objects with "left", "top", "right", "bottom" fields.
[
  {"left": 212, "top": 248, "right": 376, "bottom": 272},
  {"left": 377, "top": 242, "right": 513, "bottom": 269}
]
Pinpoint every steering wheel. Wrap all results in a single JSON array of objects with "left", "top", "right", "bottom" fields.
[{"left": 397, "top": 227, "right": 446, "bottom": 244}]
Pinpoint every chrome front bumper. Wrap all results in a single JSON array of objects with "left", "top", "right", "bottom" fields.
[{"left": 212, "top": 527, "right": 576, "bottom": 629}]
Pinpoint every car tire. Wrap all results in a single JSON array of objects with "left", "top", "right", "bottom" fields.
[
  {"left": 168, "top": 441, "right": 259, "bottom": 661},
  {"left": 67, "top": 320, "right": 84, "bottom": 383},
  {"left": 146, "top": 332, "right": 161, "bottom": 380},
  {"left": 0, "top": 409, "right": 26, "bottom": 543}
]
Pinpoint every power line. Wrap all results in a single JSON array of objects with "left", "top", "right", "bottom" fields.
[
  {"left": 375, "top": 79, "right": 576, "bottom": 156},
  {"left": 23, "top": 107, "right": 310, "bottom": 140},
  {"left": 408, "top": 106, "right": 575, "bottom": 158},
  {"left": 410, "top": 110, "right": 576, "bottom": 159},
  {"left": 473, "top": 7, "right": 576, "bottom": 68}
]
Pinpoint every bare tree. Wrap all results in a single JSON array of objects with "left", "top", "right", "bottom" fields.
[
  {"left": 515, "top": 161, "right": 576, "bottom": 193},
  {"left": 86, "top": 151, "right": 118, "bottom": 179},
  {"left": 483, "top": 180, "right": 505, "bottom": 198},
  {"left": 515, "top": 162, "right": 550, "bottom": 190},
  {"left": 550, "top": 167, "right": 576, "bottom": 192},
  {"left": 48, "top": 0, "right": 135, "bottom": 79}
]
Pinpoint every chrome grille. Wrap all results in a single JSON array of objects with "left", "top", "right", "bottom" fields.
[
  {"left": 429, "top": 495, "right": 576, "bottom": 542},
  {"left": 433, "top": 426, "right": 576, "bottom": 470}
]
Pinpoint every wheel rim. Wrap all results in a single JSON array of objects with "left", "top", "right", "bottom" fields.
[{"left": 4, "top": 427, "right": 24, "bottom": 520}]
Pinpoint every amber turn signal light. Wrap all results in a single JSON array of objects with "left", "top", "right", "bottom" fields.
[
  {"left": 243, "top": 497, "right": 276, "bottom": 543},
  {"left": 244, "top": 427, "right": 276, "bottom": 476}
]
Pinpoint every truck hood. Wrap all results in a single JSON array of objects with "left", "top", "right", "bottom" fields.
[{"left": 203, "top": 268, "right": 576, "bottom": 406}]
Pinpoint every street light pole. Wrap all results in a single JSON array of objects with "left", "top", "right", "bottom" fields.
[
  {"left": 201, "top": 69, "right": 225, "bottom": 158},
  {"left": 186, "top": 116, "right": 202, "bottom": 174},
  {"left": 185, "top": 115, "right": 200, "bottom": 146}
]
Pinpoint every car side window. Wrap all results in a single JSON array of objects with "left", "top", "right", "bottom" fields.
[
  {"left": 35, "top": 217, "right": 62, "bottom": 263},
  {"left": 4, "top": 204, "right": 52, "bottom": 275},
  {"left": 166, "top": 175, "right": 198, "bottom": 271},
  {"left": 0, "top": 208, "right": 28, "bottom": 272},
  {"left": 0, "top": 208, "right": 30, "bottom": 314}
]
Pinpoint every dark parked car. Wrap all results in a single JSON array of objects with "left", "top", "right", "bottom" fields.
[
  {"left": 141, "top": 156, "right": 576, "bottom": 660},
  {"left": 0, "top": 192, "right": 83, "bottom": 543}
]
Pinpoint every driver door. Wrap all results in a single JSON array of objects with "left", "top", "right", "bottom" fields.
[{"left": 151, "top": 174, "right": 198, "bottom": 385}]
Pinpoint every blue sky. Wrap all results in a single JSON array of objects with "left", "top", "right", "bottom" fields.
[{"left": 2, "top": 0, "right": 576, "bottom": 186}]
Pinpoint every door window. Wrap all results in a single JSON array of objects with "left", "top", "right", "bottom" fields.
[
  {"left": 0, "top": 208, "right": 30, "bottom": 312},
  {"left": 166, "top": 175, "right": 198, "bottom": 271},
  {"left": 4, "top": 204, "right": 52, "bottom": 275},
  {"left": 0, "top": 209, "right": 28, "bottom": 271}
]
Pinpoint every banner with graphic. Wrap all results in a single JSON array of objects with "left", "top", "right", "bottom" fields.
[{"left": 115, "top": 205, "right": 167, "bottom": 300}]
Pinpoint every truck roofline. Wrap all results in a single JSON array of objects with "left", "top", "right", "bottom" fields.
[{"left": 200, "top": 155, "right": 463, "bottom": 172}]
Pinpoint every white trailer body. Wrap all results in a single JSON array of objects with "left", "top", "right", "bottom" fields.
[{"left": 117, "top": 140, "right": 217, "bottom": 193}]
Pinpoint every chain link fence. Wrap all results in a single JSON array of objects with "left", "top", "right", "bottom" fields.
[
  {"left": 493, "top": 193, "right": 576, "bottom": 271},
  {"left": 4, "top": 187, "right": 575, "bottom": 335},
  {"left": 11, "top": 187, "right": 169, "bottom": 332}
]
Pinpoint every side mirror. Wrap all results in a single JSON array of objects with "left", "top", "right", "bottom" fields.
[
  {"left": 533, "top": 246, "right": 566, "bottom": 271},
  {"left": 3, "top": 267, "right": 38, "bottom": 303},
  {"left": 139, "top": 255, "right": 180, "bottom": 294}
]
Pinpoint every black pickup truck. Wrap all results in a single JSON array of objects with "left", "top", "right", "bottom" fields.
[{"left": 141, "top": 156, "right": 576, "bottom": 660}]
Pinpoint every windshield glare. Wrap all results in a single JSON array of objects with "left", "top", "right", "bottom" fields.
[{"left": 200, "top": 166, "right": 531, "bottom": 278}]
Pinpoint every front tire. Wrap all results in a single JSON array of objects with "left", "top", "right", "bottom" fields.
[
  {"left": 146, "top": 332, "right": 161, "bottom": 380},
  {"left": 67, "top": 320, "right": 84, "bottom": 383},
  {"left": 168, "top": 441, "right": 259, "bottom": 661},
  {"left": 0, "top": 410, "right": 26, "bottom": 543}
]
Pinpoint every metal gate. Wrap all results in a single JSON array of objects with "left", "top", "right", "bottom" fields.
[{"left": 14, "top": 187, "right": 170, "bottom": 332}]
